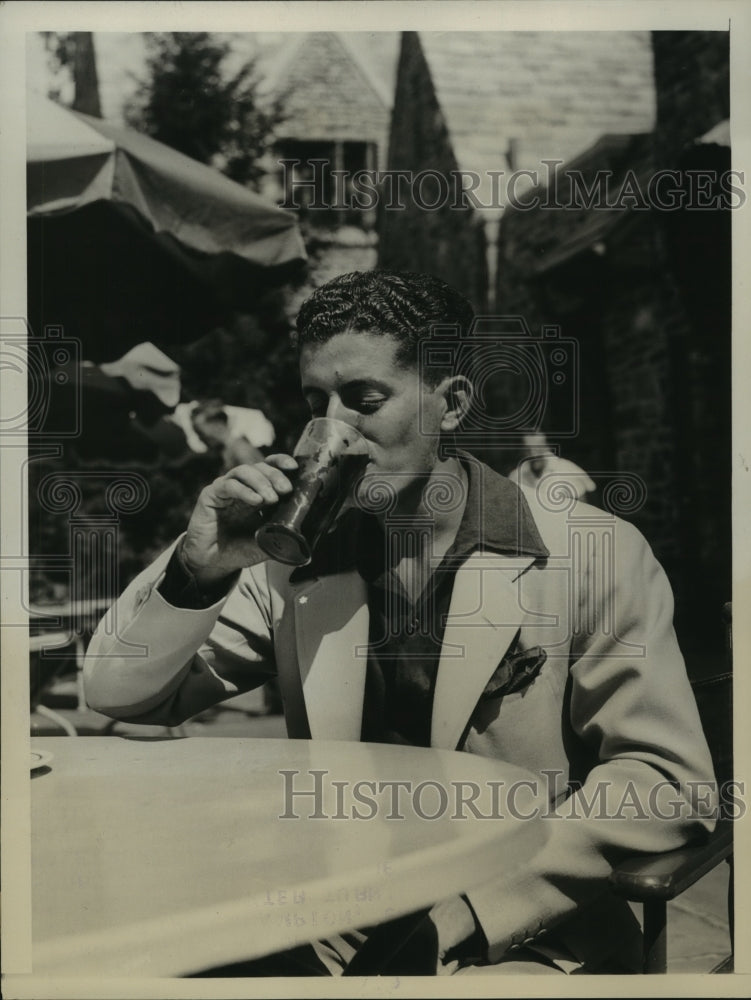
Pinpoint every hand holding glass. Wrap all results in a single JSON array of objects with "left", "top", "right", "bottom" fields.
[{"left": 255, "top": 418, "right": 370, "bottom": 566}]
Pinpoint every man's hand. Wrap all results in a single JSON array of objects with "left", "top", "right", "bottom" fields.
[
  {"left": 181, "top": 455, "right": 298, "bottom": 588},
  {"left": 428, "top": 895, "right": 485, "bottom": 975}
]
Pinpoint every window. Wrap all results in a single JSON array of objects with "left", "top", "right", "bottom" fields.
[{"left": 275, "top": 139, "right": 377, "bottom": 227}]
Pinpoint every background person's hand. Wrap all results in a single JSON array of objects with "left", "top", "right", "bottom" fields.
[{"left": 181, "top": 454, "right": 298, "bottom": 587}]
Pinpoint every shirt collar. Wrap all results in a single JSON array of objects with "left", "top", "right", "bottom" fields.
[{"left": 451, "top": 451, "right": 549, "bottom": 559}]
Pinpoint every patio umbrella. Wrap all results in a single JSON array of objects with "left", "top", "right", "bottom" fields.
[{"left": 27, "top": 92, "right": 306, "bottom": 361}]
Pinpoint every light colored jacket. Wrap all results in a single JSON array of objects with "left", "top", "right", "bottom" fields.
[{"left": 84, "top": 472, "right": 716, "bottom": 969}]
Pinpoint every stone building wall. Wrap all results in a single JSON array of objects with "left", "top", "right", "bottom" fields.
[
  {"left": 650, "top": 30, "right": 732, "bottom": 646},
  {"left": 493, "top": 31, "right": 731, "bottom": 663}
]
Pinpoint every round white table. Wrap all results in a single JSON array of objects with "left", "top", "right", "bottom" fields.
[{"left": 31, "top": 736, "right": 550, "bottom": 976}]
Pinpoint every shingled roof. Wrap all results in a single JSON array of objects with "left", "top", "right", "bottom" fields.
[
  {"left": 498, "top": 131, "right": 657, "bottom": 275},
  {"left": 45, "top": 30, "right": 655, "bottom": 201},
  {"left": 257, "top": 31, "right": 393, "bottom": 162},
  {"left": 414, "top": 31, "right": 657, "bottom": 214}
]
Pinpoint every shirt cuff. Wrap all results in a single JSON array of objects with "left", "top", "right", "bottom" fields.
[{"left": 157, "top": 538, "right": 239, "bottom": 609}]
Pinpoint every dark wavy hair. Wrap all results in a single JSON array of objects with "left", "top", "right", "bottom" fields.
[{"left": 294, "top": 270, "right": 475, "bottom": 385}]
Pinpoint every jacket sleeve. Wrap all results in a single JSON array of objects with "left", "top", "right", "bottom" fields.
[
  {"left": 83, "top": 536, "right": 278, "bottom": 726},
  {"left": 465, "top": 518, "right": 719, "bottom": 962}
]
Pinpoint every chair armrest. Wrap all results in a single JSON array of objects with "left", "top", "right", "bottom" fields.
[{"left": 609, "top": 820, "right": 733, "bottom": 901}]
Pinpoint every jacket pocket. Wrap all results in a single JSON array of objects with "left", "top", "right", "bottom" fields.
[{"left": 479, "top": 629, "right": 548, "bottom": 700}]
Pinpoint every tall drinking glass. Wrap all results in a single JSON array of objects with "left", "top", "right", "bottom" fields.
[{"left": 255, "top": 417, "right": 370, "bottom": 566}]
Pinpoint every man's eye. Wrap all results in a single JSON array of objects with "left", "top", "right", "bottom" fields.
[
  {"left": 340, "top": 388, "right": 387, "bottom": 414},
  {"left": 355, "top": 397, "right": 385, "bottom": 414}
]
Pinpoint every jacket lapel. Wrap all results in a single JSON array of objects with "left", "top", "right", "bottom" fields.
[
  {"left": 431, "top": 551, "right": 539, "bottom": 750},
  {"left": 291, "top": 570, "right": 369, "bottom": 741},
  {"left": 284, "top": 545, "right": 540, "bottom": 747}
]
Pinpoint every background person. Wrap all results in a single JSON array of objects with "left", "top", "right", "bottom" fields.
[
  {"left": 171, "top": 399, "right": 275, "bottom": 471},
  {"left": 509, "top": 431, "right": 596, "bottom": 501}
]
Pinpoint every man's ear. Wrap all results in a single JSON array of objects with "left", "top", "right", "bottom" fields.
[{"left": 438, "top": 375, "right": 473, "bottom": 432}]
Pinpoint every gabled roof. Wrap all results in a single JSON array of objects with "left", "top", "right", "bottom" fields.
[
  {"left": 258, "top": 32, "right": 393, "bottom": 144},
  {"left": 499, "top": 131, "right": 656, "bottom": 274},
  {"left": 237, "top": 31, "right": 400, "bottom": 109},
  {"left": 337, "top": 33, "right": 400, "bottom": 108},
  {"left": 410, "top": 31, "right": 657, "bottom": 216}
]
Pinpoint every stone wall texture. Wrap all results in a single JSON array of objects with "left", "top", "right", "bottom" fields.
[{"left": 493, "top": 31, "right": 731, "bottom": 663}]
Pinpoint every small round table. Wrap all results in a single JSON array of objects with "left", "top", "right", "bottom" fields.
[{"left": 31, "top": 736, "right": 551, "bottom": 977}]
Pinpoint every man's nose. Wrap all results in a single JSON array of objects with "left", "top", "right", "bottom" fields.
[{"left": 325, "top": 396, "right": 357, "bottom": 425}]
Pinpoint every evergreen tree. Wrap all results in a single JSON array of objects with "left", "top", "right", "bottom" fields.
[{"left": 125, "top": 32, "right": 287, "bottom": 190}]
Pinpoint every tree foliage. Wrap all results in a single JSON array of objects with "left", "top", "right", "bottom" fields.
[
  {"left": 124, "top": 32, "right": 287, "bottom": 189},
  {"left": 40, "top": 31, "right": 102, "bottom": 115}
]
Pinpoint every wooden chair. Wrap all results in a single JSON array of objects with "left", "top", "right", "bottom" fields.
[{"left": 609, "top": 603, "right": 733, "bottom": 973}]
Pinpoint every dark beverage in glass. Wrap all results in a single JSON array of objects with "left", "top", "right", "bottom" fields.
[{"left": 255, "top": 418, "right": 369, "bottom": 566}]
